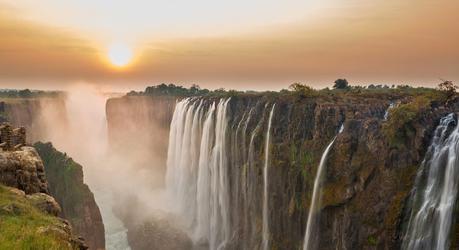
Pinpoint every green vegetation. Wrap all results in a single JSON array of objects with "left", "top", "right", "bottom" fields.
[
  {"left": 383, "top": 96, "right": 431, "bottom": 148},
  {"left": 0, "top": 89, "right": 62, "bottom": 98},
  {"left": 125, "top": 79, "right": 457, "bottom": 103},
  {"left": 289, "top": 83, "right": 318, "bottom": 98},
  {"left": 437, "top": 80, "right": 458, "bottom": 101},
  {"left": 333, "top": 79, "right": 349, "bottom": 90},
  {"left": 382, "top": 80, "right": 458, "bottom": 148},
  {"left": 0, "top": 185, "right": 74, "bottom": 250},
  {"left": 34, "top": 142, "right": 86, "bottom": 224},
  {"left": 127, "top": 83, "right": 210, "bottom": 96},
  {"left": 367, "top": 235, "right": 378, "bottom": 246}
]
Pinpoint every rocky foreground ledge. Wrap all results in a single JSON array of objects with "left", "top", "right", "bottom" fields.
[{"left": 0, "top": 146, "right": 88, "bottom": 249}]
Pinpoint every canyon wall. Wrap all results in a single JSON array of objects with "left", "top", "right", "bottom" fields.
[
  {"left": 34, "top": 142, "right": 106, "bottom": 250},
  {"left": 106, "top": 92, "right": 459, "bottom": 249},
  {"left": 0, "top": 97, "right": 106, "bottom": 250}
]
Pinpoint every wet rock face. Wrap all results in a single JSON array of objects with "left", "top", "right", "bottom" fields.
[
  {"left": 0, "top": 146, "right": 48, "bottom": 194},
  {"left": 106, "top": 93, "right": 458, "bottom": 249}
]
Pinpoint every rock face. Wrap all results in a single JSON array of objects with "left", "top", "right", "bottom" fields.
[
  {"left": 34, "top": 142, "right": 106, "bottom": 250},
  {"left": 0, "top": 147, "right": 87, "bottom": 249},
  {"left": 0, "top": 146, "right": 48, "bottom": 194},
  {"left": 0, "top": 97, "right": 106, "bottom": 250},
  {"left": 106, "top": 92, "right": 459, "bottom": 249},
  {"left": 0, "top": 97, "right": 69, "bottom": 143}
]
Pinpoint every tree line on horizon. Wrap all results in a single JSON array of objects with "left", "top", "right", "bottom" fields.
[
  {"left": 127, "top": 79, "right": 457, "bottom": 98},
  {"left": 0, "top": 89, "right": 62, "bottom": 98}
]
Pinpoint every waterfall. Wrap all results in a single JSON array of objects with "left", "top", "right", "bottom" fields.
[
  {"left": 303, "top": 125, "right": 344, "bottom": 250},
  {"left": 166, "top": 98, "right": 231, "bottom": 249},
  {"left": 384, "top": 102, "right": 395, "bottom": 120},
  {"left": 262, "top": 104, "right": 276, "bottom": 250},
  {"left": 402, "top": 113, "right": 459, "bottom": 250}
]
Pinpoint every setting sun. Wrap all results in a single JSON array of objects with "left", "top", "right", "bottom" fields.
[{"left": 108, "top": 43, "right": 132, "bottom": 67}]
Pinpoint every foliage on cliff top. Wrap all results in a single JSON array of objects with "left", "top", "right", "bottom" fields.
[
  {"left": 125, "top": 81, "right": 456, "bottom": 104},
  {"left": 127, "top": 83, "right": 212, "bottom": 97},
  {"left": 0, "top": 89, "right": 62, "bottom": 99},
  {"left": 383, "top": 96, "right": 431, "bottom": 148},
  {"left": 0, "top": 184, "right": 76, "bottom": 249}
]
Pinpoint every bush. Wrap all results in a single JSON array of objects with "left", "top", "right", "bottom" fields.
[
  {"left": 289, "top": 83, "right": 318, "bottom": 97},
  {"left": 333, "top": 79, "right": 349, "bottom": 89},
  {"left": 437, "top": 80, "right": 457, "bottom": 101},
  {"left": 383, "top": 96, "right": 430, "bottom": 148}
]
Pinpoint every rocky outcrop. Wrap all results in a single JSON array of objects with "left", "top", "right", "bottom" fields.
[
  {"left": 0, "top": 146, "right": 48, "bottom": 194},
  {"left": 0, "top": 97, "right": 105, "bottom": 249},
  {"left": 0, "top": 147, "right": 87, "bottom": 249},
  {"left": 34, "top": 142, "right": 105, "bottom": 250}
]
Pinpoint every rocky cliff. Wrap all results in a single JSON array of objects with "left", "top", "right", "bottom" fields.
[
  {"left": 106, "top": 90, "right": 459, "bottom": 249},
  {"left": 0, "top": 97, "right": 68, "bottom": 143},
  {"left": 34, "top": 142, "right": 106, "bottom": 250},
  {"left": 0, "top": 97, "right": 106, "bottom": 249},
  {"left": 0, "top": 146, "right": 87, "bottom": 249}
]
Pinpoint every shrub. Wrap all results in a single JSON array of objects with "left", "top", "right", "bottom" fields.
[
  {"left": 383, "top": 96, "right": 430, "bottom": 148},
  {"left": 437, "top": 80, "right": 457, "bottom": 101},
  {"left": 333, "top": 79, "right": 349, "bottom": 89},
  {"left": 289, "top": 83, "right": 318, "bottom": 97}
]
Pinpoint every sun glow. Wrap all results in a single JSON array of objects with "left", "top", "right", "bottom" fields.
[{"left": 108, "top": 43, "right": 133, "bottom": 67}]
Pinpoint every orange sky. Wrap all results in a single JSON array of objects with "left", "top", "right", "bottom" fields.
[{"left": 0, "top": 0, "right": 458, "bottom": 91}]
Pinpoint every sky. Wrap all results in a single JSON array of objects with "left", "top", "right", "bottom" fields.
[{"left": 0, "top": 0, "right": 458, "bottom": 91}]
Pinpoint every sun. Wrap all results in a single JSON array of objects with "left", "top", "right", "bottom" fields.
[{"left": 108, "top": 43, "right": 133, "bottom": 67}]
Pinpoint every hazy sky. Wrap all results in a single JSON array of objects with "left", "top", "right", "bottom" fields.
[{"left": 0, "top": 0, "right": 458, "bottom": 91}]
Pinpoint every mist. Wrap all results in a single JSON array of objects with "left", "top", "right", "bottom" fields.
[{"left": 9, "top": 84, "right": 177, "bottom": 249}]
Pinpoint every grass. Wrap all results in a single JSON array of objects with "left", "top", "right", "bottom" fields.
[{"left": 0, "top": 185, "right": 74, "bottom": 250}]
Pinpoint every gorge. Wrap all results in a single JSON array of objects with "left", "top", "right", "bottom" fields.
[{"left": 1, "top": 85, "right": 459, "bottom": 250}]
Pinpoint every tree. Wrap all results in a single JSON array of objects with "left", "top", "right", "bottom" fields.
[
  {"left": 289, "top": 82, "right": 316, "bottom": 97},
  {"left": 18, "top": 89, "right": 32, "bottom": 98},
  {"left": 438, "top": 80, "right": 457, "bottom": 100},
  {"left": 190, "top": 84, "right": 201, "bottom": 94},
  {"left": 333, "top": 79, "right": 349, "bottom": 89}
]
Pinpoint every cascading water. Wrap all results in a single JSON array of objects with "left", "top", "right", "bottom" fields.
[
  {"left": 303, "top": 125, "right": 344, "bottom": 250},
  {"left": 384, "top": 102, "right": 395, "bottom": 120},
  {"left": 166, "top": 98, "right": 231, "bottom": 249},
  {"left": 262, "top": 104, "right": 275, "bottom": 250},
  {"left": 402, "top": 113, "right": 459, "bottom": 250}
]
